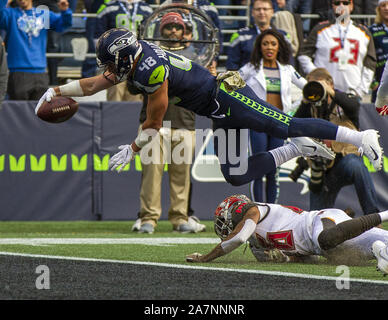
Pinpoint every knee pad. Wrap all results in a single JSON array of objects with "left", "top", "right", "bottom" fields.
[
  {"left": 318, "top": 226, "right": 343, "bottom": 251},
  {"left": 318, "top": 214, "right": 382, "bottom": 251}
]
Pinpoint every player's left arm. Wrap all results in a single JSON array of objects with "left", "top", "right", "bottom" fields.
[
  {"left": 130, "top": 80, "right": 168, "bottom": 152},
  {"left": 186, "top": 207, "right": 261, "bottom": 263}
]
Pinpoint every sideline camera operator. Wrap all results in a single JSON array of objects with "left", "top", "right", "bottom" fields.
[{"left": 292, "top": 68, "right": 381, "bottom": 216}]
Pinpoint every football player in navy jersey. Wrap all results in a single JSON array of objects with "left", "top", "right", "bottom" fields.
[{"left": 35, "top": 28, "right": 383, "bottom": 187}]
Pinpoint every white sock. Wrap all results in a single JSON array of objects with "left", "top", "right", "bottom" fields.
[
  {"left": 378, "top": 210, "right": 388, "bottom": 222},
  {"left": 335, "top": 126, "right": 363, "bottom": 148},
  {"left": 269, "top": 143, "right": 300, "bottom": 167}
]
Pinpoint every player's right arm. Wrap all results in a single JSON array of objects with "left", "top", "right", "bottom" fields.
[
  {"left": 186, "top": 207, "right": 261, "bottom": 263},
  {"left": 35, "top": 73, "right": 115, "bottom": 113}
]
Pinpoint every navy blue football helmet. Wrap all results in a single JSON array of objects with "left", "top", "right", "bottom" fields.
[{"left": 96, "top": 28, "right": 142, "bottom": 82}]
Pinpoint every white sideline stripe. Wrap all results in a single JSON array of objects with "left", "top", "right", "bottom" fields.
[
  {"left": 0, "top": 238, "right": 220, "bottom": 245},
  {"left": 0, "top": 251, "right": 387, "bottom": 286}
]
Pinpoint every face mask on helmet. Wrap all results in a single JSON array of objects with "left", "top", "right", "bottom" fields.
[
  {"left": 96, "top": 28, "right": 142, "bottom": 82},
  {"left": 214, "top": 194, "right": 252, "bottom": 240}
]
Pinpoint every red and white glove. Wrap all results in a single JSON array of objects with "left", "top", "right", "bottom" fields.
[{"left": 376, "top": 105, "right": 388, "bottom": 116}]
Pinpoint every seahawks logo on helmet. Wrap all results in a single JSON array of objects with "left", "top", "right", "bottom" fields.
[{"left": 107, "top": 33, "right": 137, "bottom": 55}]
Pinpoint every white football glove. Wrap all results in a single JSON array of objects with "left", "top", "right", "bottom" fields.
[
  {"left": 109, "top": 144, "right": 136, "bottom": 172},
  {"left": 35, "top": 88, "right": 56, "bottom": 115}
]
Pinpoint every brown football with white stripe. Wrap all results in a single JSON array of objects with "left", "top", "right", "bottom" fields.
[{"left": 37, "top": 96, "right": 79, "bottom": 123}]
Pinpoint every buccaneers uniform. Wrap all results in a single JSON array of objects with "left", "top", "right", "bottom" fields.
[{"left": 249, "top": 203, "right": 388, "bottom": 259}]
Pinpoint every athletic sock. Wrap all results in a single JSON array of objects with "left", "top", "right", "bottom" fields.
[
  {"left": 378, "top": 210, "right": 388, "bottom": 222},
  {"left": 335, "top": 126, "right": 363, "bottom": 148},
  {"left": 269, "top": 143, "right": 299, "bottom": 167}
]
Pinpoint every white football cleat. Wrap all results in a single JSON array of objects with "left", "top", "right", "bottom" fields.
[
  {"left": 187, "top": 216, "right": 206, "bottom": 233},
  {"left": 372, "top": 240, "right": 388, "bottom": 276},
  {"left": 358, "top": 130, "right": 383, "bottom": 171},
  {"left": 289, "top": 137, "right": 335, "bottom": 160},
  {"left": 131, "top": 218, "right": 142, "bottom": 232}
]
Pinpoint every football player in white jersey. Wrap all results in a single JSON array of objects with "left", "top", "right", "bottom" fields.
[
  {"left": 375, "top": 61, "right": 388, "bottom": 115},
  {"left": 186, "top": 194, "right": 388, "bottom": 276}
]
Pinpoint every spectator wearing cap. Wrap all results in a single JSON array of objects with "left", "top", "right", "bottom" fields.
[
  {"left": 159, "top": 12, "right": 187, "bottom": 50},
  {"left": 369, "top": 0, "right": 388, "bottom": 102},
  {"left": 169, "top": 0, "right": 222, "bottom": 71},
  {"left": 135, "top": 11, "right": 205, "bottom": 235}
]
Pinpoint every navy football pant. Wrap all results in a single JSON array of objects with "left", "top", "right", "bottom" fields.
[{"left": 212, "top": 85, "right": 338, "bottom": 186}]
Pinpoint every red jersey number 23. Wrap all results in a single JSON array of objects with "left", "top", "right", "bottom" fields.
[{"left": 329, "top": 38, "right": 359, "bottom": 65}]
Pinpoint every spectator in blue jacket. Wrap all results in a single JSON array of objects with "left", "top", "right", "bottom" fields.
[
  {"left": 226, "top": 0, "right": 288, "bottom": 70},
  {"left": 0, "top": 0, "right": 72, "bottom": 100}
]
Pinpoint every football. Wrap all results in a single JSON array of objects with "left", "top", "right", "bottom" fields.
[{"left": 37, "top": 96, "right": 79, "bottom": 123}]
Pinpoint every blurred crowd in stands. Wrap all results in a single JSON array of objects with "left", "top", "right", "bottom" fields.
[{"left": 0, "top": 0, "right": 383, "bottom": 101}]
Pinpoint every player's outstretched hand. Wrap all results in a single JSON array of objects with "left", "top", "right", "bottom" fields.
[
  {"left": 35, "top": 88, "right": 56, "bottom": 115},
  {"left": 109, "top": 144, "right": 136, "bottom": 172},
  {"left": 376, "top": 105, "right": 388, "bottom": 116},
  {"left": 186, "top": 252, "right": 203, "bottom": 263},
  {"left": 265, "top": 248, "right": 290, "bottom": 263}
]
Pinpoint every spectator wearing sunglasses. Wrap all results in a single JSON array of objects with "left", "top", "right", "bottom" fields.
[{"left": 297, "top": 0, "right": 376, "bottom": 100}]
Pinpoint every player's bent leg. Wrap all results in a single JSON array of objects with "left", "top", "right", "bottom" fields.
[
  {"left": 289, "top": 119, "right": 383, "bottom": 171},
  {"left": 220, "top": 152, "right": 277, "bottom": 186},
  {"left": 318, "top": 213, "right": 383, "bottom": 251},
  {"left": 218, "top": 137, "right": 334, "bottom": 186}
]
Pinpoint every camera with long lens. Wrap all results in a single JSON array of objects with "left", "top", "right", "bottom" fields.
[
  {"left": 303, "top": 81, "right": 327, "bottom": 105},
  {"left": 289, "top": 157, "right": 309, "bottom": 182}
]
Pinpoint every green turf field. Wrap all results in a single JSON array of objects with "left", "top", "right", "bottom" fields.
[{"left": 0, "top": 220, "right": 387, "bottom": 282}]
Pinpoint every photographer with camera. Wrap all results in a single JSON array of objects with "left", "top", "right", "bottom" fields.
[{"left": 293, "top": 68, "right": 381, "bottom": 216}]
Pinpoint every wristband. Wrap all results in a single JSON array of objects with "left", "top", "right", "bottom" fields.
[
  {"left": 134, "top": 127, "right": 159, "bottom": 149},
  {"left": 59, "top": 80, "right": 84, "bottom": 97}
]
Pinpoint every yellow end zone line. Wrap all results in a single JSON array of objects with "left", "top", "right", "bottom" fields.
[{"left": 0, "top": 251, "right": 387, "bottom": 286}]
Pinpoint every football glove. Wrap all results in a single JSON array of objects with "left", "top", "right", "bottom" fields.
[
  {"left": 186, "top": 252, "right": 203, "bottom": 262},
  {"left": 35, "top": 88, "right": 56, "bottom": 115},
  {"left": 265, "top": 248, "right": 290, "bottom": 263},
  {"left": 376, "top": 105, "right": 388, "bottom": 116},
  {"left": 109, "top": 144, "right": 136, "bottom": 172},
  {"left": 216, "top": 71, "right": 246, "bottom": 92}
]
